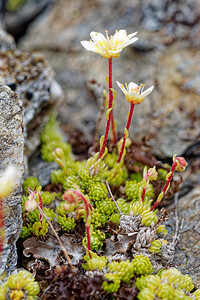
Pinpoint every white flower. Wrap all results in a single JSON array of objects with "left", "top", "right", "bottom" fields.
[
  {"left": 0, "top": 166, "right": 17, "bottom": 198},
  {"left": 116, "top": 81, "right": 154, "bottom": 104},
  {"left": 81, "top": 30, "right": 138, "bottom": 58}
]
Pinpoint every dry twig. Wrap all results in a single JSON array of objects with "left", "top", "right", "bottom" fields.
[
  {"left": 106, "top": 181, "right": 123, "bottom": 215},
  {"left": 36, "top": 204, "right": 74, "bottom": 269}
]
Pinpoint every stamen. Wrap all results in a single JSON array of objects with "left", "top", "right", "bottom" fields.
[
  {"left": 125, "top": 83, "right": 128, "bottom": 89},
  {"left": 138, "top": 85, "right": 142, "bottom": 95},
  {"left": 141, "top": 84, "right": 145, "bottom": 94},
  {"left": 105, "top": 30, "right": 109, "bottom": 39}
]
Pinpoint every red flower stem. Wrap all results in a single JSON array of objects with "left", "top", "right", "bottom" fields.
[
  {"left": 73, "top": 191, "right": 92, "bottom": 257},
  {"left": 117, "top": 103, "right": 135, "bottom": 164},
  {"left": 0, "top": 197, "right": 5, "bottom": 263},
  {"left": 86, "top": 226, "right": 91, "bottom": 254},
  {"left": 141, "top": 174, "right": 149, "bottom": 203},
  {"left": 108, "top": 58, "right": 116, "bottom": 145},
  {"left": 151, "top": 161, "right": 177, "bottom": 211},
  {"left": 111, "top": 113, "right": 116, "bottom": 145},
  {"left": 98, "top": 58, "right": 115, "bottom": 159}
]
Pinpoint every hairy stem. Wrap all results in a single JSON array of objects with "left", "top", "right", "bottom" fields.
[
  {"left": 98, "top": 58, "right": 115, "bottom": 159},
  {"left": 141, "top": 174, "right": 148, "bottom": 203},
  {"left": 109, "top": 58, "right": 116, "bottom": 145},
  {"left": 117, "top": 103, "right": 135, "bottom": 164},
  {"left": 151, "top": 161, "right": 177, "bottom": 211},
  {"left": 73, "top": 190, "right": 92, "bottom": 257}
]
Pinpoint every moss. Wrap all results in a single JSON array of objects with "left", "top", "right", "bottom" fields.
[
  {"left": 83, "top": 230, "right": 105, "bottom": 251},
  {"left": 82, "top": 251, "right": 107, "bottom": 271},
  {"left": 0, "top": 270, "right": 39, "bottom": 299},
  {"left": 23, "top": 177, "right": 41, "bottom": 195},
  {"left": 132, "top": 255, "right": 153, "bottom": 276},
  {"left": 125, "top": 180, "right": 154, "bottom": 201},
  {"left": 6, "top": 0, "right": 27, "bottom": 11},
  {"left": 40, "top": 112, "right": 72, "bottom": 162},
  {"left": 102, "top": 273, "right": 121, "bottom": 293},
  {"left": 136, "top": 267, "right": 196, "bottom": 300}
]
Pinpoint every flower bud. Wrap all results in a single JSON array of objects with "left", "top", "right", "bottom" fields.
[
  {"left": 147, "top": 166, "right": 158, "bottom": 181},
  {"left": 25, "top": 197, "right": 37, "bottom": 212},
  {"left": 173, "top": 156, "right": 188, "bottom": 172},
  {"left": 63, "top": 190, "right": 79, "bottom": 204},
  {"left": 53, "top": 148, "right": 64, "bottom": 159}
]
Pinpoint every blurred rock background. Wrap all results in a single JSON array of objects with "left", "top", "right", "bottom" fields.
[{"left": 2, "top": 0, "right": 199, "bottom": 159}]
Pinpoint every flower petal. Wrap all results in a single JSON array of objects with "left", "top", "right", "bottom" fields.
[
  {"left": 128, "top": 32, "right": 138, "bottom": 39},
  {"left": 122, "top": 37, "right": 138, "bottom": 48},
  {"left": 108, "top": 49, "right": 122, "bottom": 55},
  {"left": 90, "top": 31, "right": 106, "bottom": 43},
  {"left": 116, "top": 81, "right": 128, "bottom": 95},
  {"left": 81, "top": 41, "right": 96, "bottom": 51},
  {"left": 128, "top": 82, "right": 138, "bottom": 92},
  {"left": 141, "top": 86, "right": 154, "bottom": 98},
  {"left": 113, "top": 30, "right": 127, "bottom": 41}
]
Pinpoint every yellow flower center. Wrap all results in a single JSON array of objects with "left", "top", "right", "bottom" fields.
[{"left": 93, "top": 30, "right": 129, "bottom": 58}]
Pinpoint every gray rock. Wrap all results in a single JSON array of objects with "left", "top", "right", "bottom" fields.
[
  {"left": 165, "top": 188, "right": 200, "bottom": 288},
  {"left": 0, "top": 84, "right": 24, "bottom": 276},
  {"left": 0, "top": 29, "right": 63, "bottom": 158},
  {"left": 19, "top": 0, "right": 200, "bottom": 158},
  {"left": 3, "top": 0, "right": 54, "bottom": 41},
  {"left": 0, "top": 28, "right": 15, "bottom": 52},
  {"left": 28, "top": 151, "right": 58, "bottom": 187}
]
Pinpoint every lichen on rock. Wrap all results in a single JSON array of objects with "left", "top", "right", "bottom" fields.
[{"left": 0, "top": 84, "right": 24, "bottom": 276}]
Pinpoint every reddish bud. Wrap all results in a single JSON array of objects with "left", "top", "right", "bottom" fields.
[
  {"left": 25, "top": 198, "right": 37, "bottom": 212},
  {"left": 63, "top": 190, "right": 80, "bottom": 204},
  {"left": 173, "top": 156, "right": 188, "bottom": 172},
  {"left": 53, "top": 148, "right": 64, "bottom": 159}
]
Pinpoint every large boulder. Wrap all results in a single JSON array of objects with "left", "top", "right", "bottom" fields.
[
  {"left": 0, "top": 29, "right": 63, "bottom": 159},
  {"left": 0, "top": 84, "right": 24, "bottom": 276}
]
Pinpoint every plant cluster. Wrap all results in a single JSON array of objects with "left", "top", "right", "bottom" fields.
[
  {"left": 18, "top": 90, "right": 197, "bottom": 297},
  {"left": 20, "top": 177, "right": 56, "bottom": 239},
  {"left": 1, "top": 28, "right": 199, "bottom": 300},
  {"left": 136, "top": 268, "right": 200, "bottom": 300},
  {"left": 0, "top": 270, "right": 40, "bottom": 300}
]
